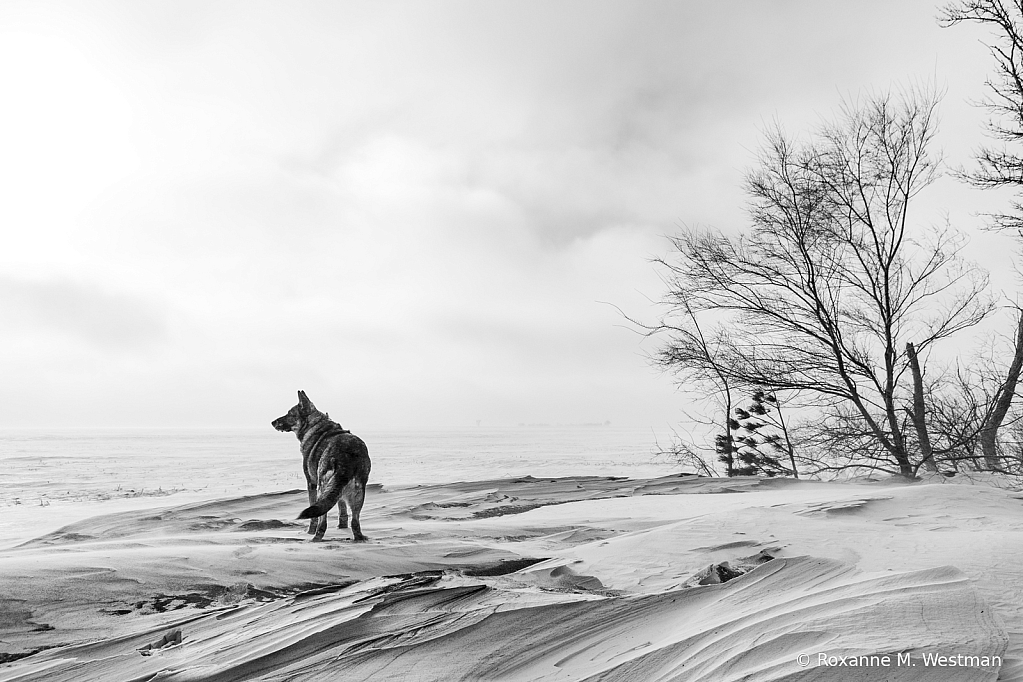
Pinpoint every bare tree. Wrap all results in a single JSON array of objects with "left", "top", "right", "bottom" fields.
[
  {"left": 925, "top": 367, "right": 985, "bottom": 469},
  {"left": 978, "top": 310, "right": 1023, "bottom": 467},
  {"left": 654, "top": 89, "right": 994, "bottom": 478},
  {"left": 899, "top": 315, "right": 1023, "bottom": 474},
  {"left": 905, "top": 341, "right": 939, "bottom": 472},
  {"left": 938, "top": 3, "right": 1023, "bottom": 468},
  {"left": 653, "top": 428, "right": 719, "bottom": 478},
  {"left": 999, "top": 404, "right": 1023, "bottom": 473},
  {"left": 647, "top": 295, "right": 740, "bottom": 475},
  {"left": 941, "top": 1, "right": 1023, "bottom": 235}
]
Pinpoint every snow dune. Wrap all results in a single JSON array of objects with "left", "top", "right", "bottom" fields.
[{"left": 0, "top": 475, "right": 1016, "bottom": 681}]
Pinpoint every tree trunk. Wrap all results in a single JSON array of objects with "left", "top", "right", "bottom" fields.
[
  {"left": 905, "top": 342, "right": 937, "bottom": 473},
  {"left": 774, "top": 399, "right": 799, "bottom": 479},
  {"left": 979, "top": 311, "right": 1023, "bottom": 471},
  {"left": 722, "top": 384, "right": 735, "bottom": 477},
  {"left": 882, "top": 387, "right": 916, "bottom": 478}
]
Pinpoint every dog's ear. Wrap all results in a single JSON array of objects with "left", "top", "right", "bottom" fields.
[{"left": 298, "top": 390, "right": 314, "bottom": 410}]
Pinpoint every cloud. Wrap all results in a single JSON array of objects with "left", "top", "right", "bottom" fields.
[
  {"left": 0, "top": 277, "right": 166, "bottom": 351},
  {"left": 0, "top": 0, "right": 1004, "bottom": 427}
]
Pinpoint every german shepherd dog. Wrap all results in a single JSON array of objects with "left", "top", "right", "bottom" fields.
[{"left": 271, "top": 391, "right": 371, "bottom": 542}]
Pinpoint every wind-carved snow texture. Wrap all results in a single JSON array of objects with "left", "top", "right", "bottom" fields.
[{"left": 0, "top": 475, "right": 1013, "bottom": 681}]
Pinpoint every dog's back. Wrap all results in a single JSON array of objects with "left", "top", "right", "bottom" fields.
[{"left": 300, "top": 424, "right": 371, "bottom": 516}]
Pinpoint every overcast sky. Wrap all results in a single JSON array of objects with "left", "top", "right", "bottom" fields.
[{"left": 0, "top": 0, "right": 1014, "bottom": 429}]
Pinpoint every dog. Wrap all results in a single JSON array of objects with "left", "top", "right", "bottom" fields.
[{"left": 271, "top": 391, "right": 371, "bottom": 542}]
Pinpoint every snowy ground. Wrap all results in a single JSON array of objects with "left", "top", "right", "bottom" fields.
[{"left": 0, "top": 473, "right": 1019, "bottom": 681}]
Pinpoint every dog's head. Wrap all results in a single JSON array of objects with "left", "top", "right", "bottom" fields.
[{"left": 272, "top": 390, "right": 319, "bottom": 433}]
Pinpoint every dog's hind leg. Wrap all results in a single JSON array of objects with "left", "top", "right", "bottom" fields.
[
  {"left": 348, "top": 482, "right": 368, "bottom": 542},
  {"left": 311, "top": 513, "right": 328, "bottom": 542},
  {"left": 304, "top": 469, "right": 341, "bottom": 542},
  {"left": 338, "top": 479, "right": 362, "bottom": 529},
  {"left": 337, "top": 497, "right": 348, "bottom": 529},
  {"left": 305, "top": 482, "right": 318, "bottom": 535},
  {"left": 305, "top": 479, "right": 326, "bottom": 540}
]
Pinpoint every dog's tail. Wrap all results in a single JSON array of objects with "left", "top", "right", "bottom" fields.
[{"left": 297, "top": 469, "right": 344, "bottom": 520}]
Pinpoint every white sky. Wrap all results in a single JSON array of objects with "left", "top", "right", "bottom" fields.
[{"left": 0, "top": 0, "right": 1014, "bottom": 429}]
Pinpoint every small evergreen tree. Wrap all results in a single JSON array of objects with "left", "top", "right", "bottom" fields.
[{"left": 731, "top": 391, "right": 797, "bottom": 477}]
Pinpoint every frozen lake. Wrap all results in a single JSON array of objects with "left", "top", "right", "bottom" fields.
[{"left": 0, "top": 425, "right": 679, "bottom": 508}]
